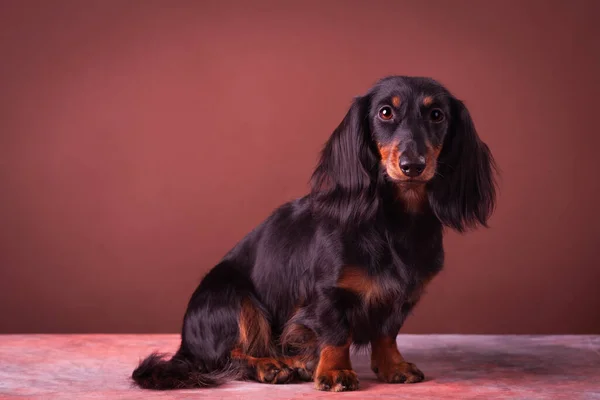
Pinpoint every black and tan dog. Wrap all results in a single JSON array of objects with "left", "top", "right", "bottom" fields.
[{"left": 132, "top": 76, "right": 497, "bottom": 392}]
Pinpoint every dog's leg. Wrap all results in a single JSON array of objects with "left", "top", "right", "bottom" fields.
[
  {"left": 226, "top": 296, "right": 299, "bottom": 384},
  {"left": 279, "top": 320, "right": 320, "bottom": 381},
  {"left": 309, "top": 275, "right": 362, "bottom": 392},
  {"left": 369, "top": 297, "right": 425, "bottom": 384},
  {"left": 313, "top": 339, "right": 359, "bottom": 392},
  {"left": 370, "top": 336, "right": 424, "bottom": 383}
]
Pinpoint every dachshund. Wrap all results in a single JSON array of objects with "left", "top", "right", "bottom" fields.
[{"left": 131, "top": 75, "right": 497, "bottom": 392}]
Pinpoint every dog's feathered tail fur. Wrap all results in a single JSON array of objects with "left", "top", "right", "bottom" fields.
[{"left": 132, "top": 351, "right": 240, "bottom": 390}]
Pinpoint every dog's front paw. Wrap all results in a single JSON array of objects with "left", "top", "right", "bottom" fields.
[
  {"left": 315, "top": 369, "right": 359, "bottom": 392},
  {"left": 372, "top": 361, "right": 424, "bottom": 383}
]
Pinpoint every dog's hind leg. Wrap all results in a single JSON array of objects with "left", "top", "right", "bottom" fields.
[
  {"left": 279, "top": 320, "right": 320, "bottom": 381},
  {"left": 133, "top": 261, "right": 255, "bottom": 389},
  {"left": 228, "top": 296, "right": 299, "bottom": 384},
  {"left": 184, "top": 261, "right": 300, "bottom": 385},
  {"left": 133, "top": 260, "right": 308, "bottom": 388}
]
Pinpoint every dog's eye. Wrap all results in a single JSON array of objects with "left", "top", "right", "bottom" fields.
[
  {"left": 378, "top": 106, "right": 394, "bottom": 121},
  {"left": 430, "top": 108, "right": 445, "bottom": 123}
]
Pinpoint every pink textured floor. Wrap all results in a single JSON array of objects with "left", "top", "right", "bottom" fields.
[{"left": 0, "top": 335, "right": 599, "bottom": 399}]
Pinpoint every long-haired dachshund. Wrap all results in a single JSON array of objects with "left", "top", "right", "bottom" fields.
[{"left": 132, "top": 76, "right": 497, "bottom": 392}]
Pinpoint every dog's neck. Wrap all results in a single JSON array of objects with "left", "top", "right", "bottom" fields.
[{"left": 396, "top": 184, "right": 428, "bottom": 214}]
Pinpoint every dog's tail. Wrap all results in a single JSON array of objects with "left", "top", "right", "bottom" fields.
[{"left": 131, "top": 351, "right": 240, "bottom": 390}]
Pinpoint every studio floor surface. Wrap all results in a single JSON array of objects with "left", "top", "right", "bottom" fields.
[{"left": 0, "top": 335, "right": 599, "bottom": 399}]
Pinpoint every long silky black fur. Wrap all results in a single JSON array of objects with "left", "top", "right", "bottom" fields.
[{"left": 131, "top": 76, "right": 497, "bottom": 390}]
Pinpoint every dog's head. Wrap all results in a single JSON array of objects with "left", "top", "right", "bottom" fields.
[{"left": 311, "top": 76, "right": 497, "bottom": 232}]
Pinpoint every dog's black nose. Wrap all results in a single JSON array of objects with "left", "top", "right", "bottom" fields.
[{"left": 399, "top": 155, "right": 426, "bottom": 178}]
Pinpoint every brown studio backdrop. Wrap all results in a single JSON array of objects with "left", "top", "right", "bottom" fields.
[{"left": 1, "top": 0, "right": 599, "bottom": 334}]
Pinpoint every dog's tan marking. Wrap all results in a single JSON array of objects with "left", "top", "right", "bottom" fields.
[
  {"left": 420, "top": 144, "right": 442, "bottom": 180},
  {"left": 370, "top": 337, "right": 424, "bottom": 383},
  {"left": 423, "top": 96, "right": 433, "bottom": 106},
  {"left": 337, "top": 265, "right": 385, "bottom": 304},
  {"left": 377, "top": 141, "right": 404, "bottom": 181},
  {"left": 238, "top": 298, "right": 271, "bottom": 356},
  {"left": 397, "top": 185, "right": 427, "bottom": 214},
  {"left": 391, "top": 96, "right": 401, "bottom": 107},
  {"left": 314, "top": 340, "right": 359, "bottom": 391}
]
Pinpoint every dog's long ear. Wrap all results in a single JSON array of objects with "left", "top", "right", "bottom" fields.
[
  {"left": 428, "top": 98, "right": 497, "bottom": 232},
  {"left": 310, "top": 95, "right": 377, "bottom": 195}
]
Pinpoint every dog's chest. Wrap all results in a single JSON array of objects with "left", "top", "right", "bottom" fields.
[
  {"left": 349, "top": 223, "right": 444, "bottom": 277},
  {"left": 389, "top": 216, "right": 445, "bottom": 274},
  {"left": 353, "top": 225, "right": 444, "bottom": 307}
]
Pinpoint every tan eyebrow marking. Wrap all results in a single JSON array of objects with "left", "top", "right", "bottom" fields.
[
  {"left": 391, "top": 96, "right": 401, "bottom": 107},
  {"left": 423, "top": 96, "right": 433, "bottom": 106}
]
